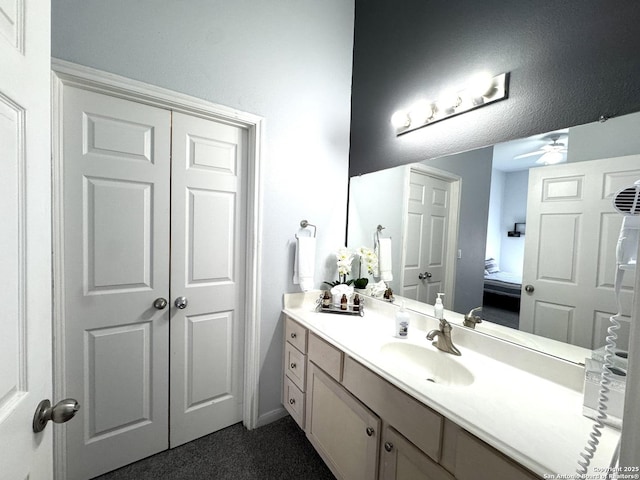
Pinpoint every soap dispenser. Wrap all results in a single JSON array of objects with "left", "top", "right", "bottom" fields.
[
  {"left": 395, "top": 301, "right": 410, "bottom": 338},
  {"left": 434, "top": 293, "right": 444, "bottom": 320}
]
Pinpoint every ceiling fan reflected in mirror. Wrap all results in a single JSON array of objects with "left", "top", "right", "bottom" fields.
[{"left": 513, "top": 133, "right": 568, "bottom": 165}]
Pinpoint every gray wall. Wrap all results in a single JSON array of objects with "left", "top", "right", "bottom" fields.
[
  {"left": 52, "top": 0, "right": 355, "bottom": 424},
  {"left": 347, "top": 147, "right": 492, "bottom": 314},
  {"left": 568, "top": 111, "right": 640, "bottom": 163},
  {"left": 349, "top": 0, "right": 640, "bottom": 176},
  {"left": 422, "top": 147, "right": 493, "bottom": 314}
]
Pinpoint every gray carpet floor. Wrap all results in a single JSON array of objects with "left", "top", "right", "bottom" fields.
[{"left": 93, "top": 415, "right": 336, "bottom": 480}]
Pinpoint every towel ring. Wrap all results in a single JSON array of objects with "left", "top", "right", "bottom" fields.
[{"left": 296, "top": 219, "right": 317, "bottom": 239}]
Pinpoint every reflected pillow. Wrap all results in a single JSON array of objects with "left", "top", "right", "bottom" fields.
[{"left": 485, "top": 258, "right": 499, "bottom": 274}]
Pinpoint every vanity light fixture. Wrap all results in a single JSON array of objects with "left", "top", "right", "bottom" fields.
[{"left": 391, "top": 72, "right": 509, "bottom": 136}]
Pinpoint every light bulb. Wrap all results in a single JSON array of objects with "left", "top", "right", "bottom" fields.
[
  {"left": 391, "top": 110, "right": 410, "bottom": 129},
  {"left": 467, "top": 73, "right": 495, "bottom": 98},
  {"left": 408, "top": 100, "right": 434, "bottom": 125},
  {"left": 537, "top": 151, "right": 564, "bottom": 165},
  {"left": 436, "top": 91, "right": 461, "bottom": 115}
]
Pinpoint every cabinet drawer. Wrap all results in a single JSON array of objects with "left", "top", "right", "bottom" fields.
[
  {"left": 455, "top": 430, "right": 541, "bottom": 480},
  {"left": 285, "top": 316, "right": 308, "bottom": 353},
  {"left": 343, "top": 356, "right": 443, "bottom": 462},
  {"left": 283, "top": 376, "right": 305, "bottom": 429},
  {"left": 308, "top": 332, "right": 344, "bottom": 381},
  {"left": 285, "top": 342, "right": 306, "bottom": 391}
]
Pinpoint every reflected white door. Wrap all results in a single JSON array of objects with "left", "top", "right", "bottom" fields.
[
  {"left": 169, "top": 112, "right": 246, "bottom": 447},
  {"left": 520, "top": 156, "right": 640, "bottom": 348},
  {"left": 61, "top": 87, "right": 171, "bottom": 479},
  {"left": 402, "top": 170, "right": 451, "bottom": 305},
  {"left": 0, "top": 0, "right": 53, "bottom": 478}
]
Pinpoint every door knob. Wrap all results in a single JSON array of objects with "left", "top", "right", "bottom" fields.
[
  {"left": 174, "top": 296, "right": 188, "bottom": 309},
  {"left": 384, "top": 442, "right": 394, "bottom": 452},
  {"left": 524, "top": 284, "right": 535, "bottom": 293},
  {"left": 32, "top": 398, "right": 80, "bottom": 433},
  {"left": 418, "top": 271, "right": 432, "bottom": 280},
  {"left": 153, "top": 297, "right": 168, "bottom": 309}
]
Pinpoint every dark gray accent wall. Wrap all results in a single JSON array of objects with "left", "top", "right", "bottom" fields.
[{"left": 349, "top": 0, "right": 640, "bottom": 176}]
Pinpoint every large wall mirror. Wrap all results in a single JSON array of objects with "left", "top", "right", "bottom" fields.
[{"left": 347, "top": 111, "right": 640, "bottom": 363}]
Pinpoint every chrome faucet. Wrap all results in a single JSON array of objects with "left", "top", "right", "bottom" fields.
[
  {"left": 463, "top": 306, "right": 483, "bottom": 329},
  {"left": 426, "top": 319, "right": 461, "bottom": 356}
]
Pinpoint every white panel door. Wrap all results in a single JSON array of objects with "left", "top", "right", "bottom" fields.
[
  {"left": 61, "top": 86, "right": 171, "bottom": 479},
  {"left": 402, "top": 170, "right": 451, "bottom": 305},
  {"left": 0, "top": 0, "right": 52, "bottom": 478},
  {"left": 170, "top": 112, "right": 247, "bottom": 447},
  {"left": 521, "top": 156, "right": 640, "bottom": 348}
]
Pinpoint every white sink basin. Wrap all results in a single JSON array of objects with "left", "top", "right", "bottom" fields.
[{"left": 379, "top": 342, "right": 475, "bottom": 387}]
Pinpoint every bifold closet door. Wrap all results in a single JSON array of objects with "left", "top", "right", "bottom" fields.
[
  {"left": 169, "top": 112, "right": 247, "bottom": 447},
  {"left": 61, "top": 86, "right": 171, "bottom": 480}
]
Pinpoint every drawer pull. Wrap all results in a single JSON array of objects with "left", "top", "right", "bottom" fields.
[
  {"left": 289, "top": 398, "right": 295, "bottom": 405},
  {"left": 290, "top": 332, "right": 297, "bottom": 339},
  {"left": 384, "top": 442, "right": 394, "bottom": 452},
  {"left": 290, "top": 362, "right": 296, "bottom": 369},
  {"left": 366, "top": 427, "right": 375, "bottom": 437}
]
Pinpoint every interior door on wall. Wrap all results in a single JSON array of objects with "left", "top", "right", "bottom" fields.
[
  {"left": 0, "top": 0, "right": 52, "bottom": 477},
  {"left": 402, "top": 170, "right": 451, "bottom": 305},
  {"left": 169, "top": 112, "right": 247, "bottom": 447},
  {"left": 61, "top": 86, "right": 171, "bottom": 480},
  {"left": 520, "top": 156, "right": 640, "bottom": 348}
]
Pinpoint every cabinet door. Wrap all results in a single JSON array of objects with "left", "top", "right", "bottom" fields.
[
  {"left": 306, "top": 362, "right": 380, "bottom": 480},
  {"left": 455, "top": 430, "right": 540, "bottom": 480},
  {"left": 380, "top": 426, "right": 454, "bottom": 480}
]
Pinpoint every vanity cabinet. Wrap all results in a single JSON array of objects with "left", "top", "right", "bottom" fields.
[
  {"left": 380, "top": 425, "right": 454, "bottom": 480},
  {"left": 442, "top": 421, "right": 540, "bottom": 480},
  {"left": 306, "top": 361, "right": 380, "bottom": 480},
  {"left": 281, "top": 315, "right": 542, "bottom": 480}
]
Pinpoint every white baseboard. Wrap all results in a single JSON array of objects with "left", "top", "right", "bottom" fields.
[{"left": 255, "top": 407, "right": 289, "bottom": 428}]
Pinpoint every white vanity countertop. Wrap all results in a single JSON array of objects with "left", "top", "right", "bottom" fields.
[{"left": 283, "top": 291, "right": 621, "bottom": 478}]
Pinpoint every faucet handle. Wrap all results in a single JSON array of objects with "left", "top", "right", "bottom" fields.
[{"left": 463, "top": 308, "right": 483, "bottom": 329}]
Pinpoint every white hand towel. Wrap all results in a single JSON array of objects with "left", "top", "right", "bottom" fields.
[
  {"left": 294, "top": 236, "right": 316, "bottom": 291},
  {"left": 376, "top": 238, "right": 393, "bottom": 282}
]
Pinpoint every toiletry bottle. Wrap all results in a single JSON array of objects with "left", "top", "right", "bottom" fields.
[
  {"left": 434, "top": 293, "right": 444, "bottom": 320},
  {"left": 353, "top": 294, "right": 360, "bottom": 311},
  {"left": 322, "top": 291, "right": 331, "bottom": 309},
  {"left": 340, "top": 294, "right": 348, "bottom": 310},
  {"left": 395, "top": 301, "right": 410, "bottom": 338}
]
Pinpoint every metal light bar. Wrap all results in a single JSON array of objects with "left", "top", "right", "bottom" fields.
[{"left": 391, "top": 72, "right": 509, "bottom": 136}]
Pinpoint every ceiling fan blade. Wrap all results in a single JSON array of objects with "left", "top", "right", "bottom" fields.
[{"left": 514, "top": 150, "right": 545, "bottom": 159}]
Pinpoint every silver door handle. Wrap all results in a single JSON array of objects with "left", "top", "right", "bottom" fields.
[
  {"left": 418, "top": 272, "right": 432, "bottom": 280},
  {"left": 153, "top": 298, "right": 168, "bottom": 309},
  {"left": 524, "top": 284, "right": 535, "bottom": 293},
  {"left": 174, "top": 296, "right": 188, "bottom": 309},
  {"left": 33, "top": 398, "right": 80, "bottom": 433}
]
